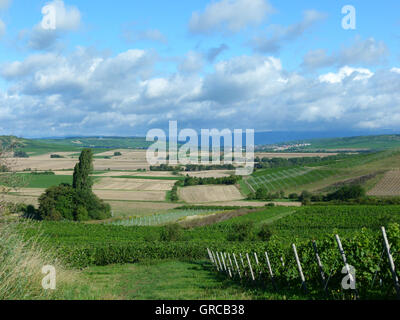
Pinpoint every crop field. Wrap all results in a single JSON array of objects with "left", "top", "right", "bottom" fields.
[
  {"left": 93, "top": 178, "right": 176, "bottom": 191},
  {"left": 109, "top": 209, "right": 218, "bottom": 226},
  {"left": 178, "top": 185, "right": 244, "bottom": 203},
  {"left": 247, "top": 167, "right": 338, "bottom": 193},
  {"left": 368, "top": 170, "right": 400, "bottom": 196}
]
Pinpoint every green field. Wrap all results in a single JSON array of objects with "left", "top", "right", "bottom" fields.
[
  {"left": 299, "top": 134, "right": 400, "bottom": 151},
  {"left": 17, "top": 174, "right": 73, "bottom": 188}
]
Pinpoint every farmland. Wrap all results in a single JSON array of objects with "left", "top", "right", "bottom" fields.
[{"left": 3, "top": 136, "right": 400, "bottom": 300}]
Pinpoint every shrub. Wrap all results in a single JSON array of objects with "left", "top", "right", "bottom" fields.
[
  {"left": 114, "top": 152, "right": 122, "bottom": 156},
  {"left": 289, "top": 193, "right": 299, "bottom": 200},
  {"left": 227, "top": 221, "right": 256, "bottom": 241},
  {"left": 14, "top": 150, "right": 29, "bottom": 158},
  {"left": 75, "top": 206, "right": 89, "bottom": 222},
  {"left": 326, "top": 185, "right": 366, "bottom": 201},
  {"left": 257, "top": 224, "right": 273, "bottom": 241},
  {"left": 160, "top": 224, "right": 184, "bottom": 241},
  {"left": 38, "top": 184, "right": 76, "bottom": 221}
]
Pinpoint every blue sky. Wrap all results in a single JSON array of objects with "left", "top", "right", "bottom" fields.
[{"left": 0, "top": 0, "right": 399, "bottom": 137}]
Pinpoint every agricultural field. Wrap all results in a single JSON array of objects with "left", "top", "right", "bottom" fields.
[
  {"left": 368, "top": 170, "right": 400, "bottom": 196},
  {"left": 178, "top": 185, "right": 244, "bottom": 203}
]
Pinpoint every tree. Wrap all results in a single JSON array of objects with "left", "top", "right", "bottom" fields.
[
  {"left": 73, "top": 149, "right": 93, "bottom": 192},
  {"left": 37, "top": 149, "right": 111, "bottom": 221},
  {"left": 14, "top": 150, "right": 29, "bottom": 158}
]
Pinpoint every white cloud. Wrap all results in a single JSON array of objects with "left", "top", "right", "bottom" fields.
[
  {"left": 251, "top": 10, "right": 326, "bottom": 53},
  {"left": 319, "top": 66, "right": 374, "bottom": 84},
  {"left": 302, "top": 37, "right": 389, "bottom": 70},
  {"left": 22, "top": 0, "right": 81, "bottom": 50},
  {"left": 189, "top": 0, "right": 274, "bottom": 34},
  {"left": 47, "top": 0, "right": 81, "bottom": 31},
  {"left": 1, "top": 49, "right": 400, "bottom": 137},
  {"left": 391, "top": 67, "right": 400, "bottom": 74}
]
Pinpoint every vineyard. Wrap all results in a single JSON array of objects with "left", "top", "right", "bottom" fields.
[
  {"left": 246, "top": 167, "right": 338, "bottom": 193},
  {"left": 244, "top": 150, "right": 400, "bottom": 195},
  {"left": 108, "top": 209, "right": 218, "bottom": 226},
  {"left": 368, "top": 170, "right": 400, "bottom": 196},
  {"left": 207, "top": 225, "right": 400, "bottom": 299}
]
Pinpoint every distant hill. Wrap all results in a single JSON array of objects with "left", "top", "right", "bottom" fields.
[
  {"left": 0, "top": 136, "right": 152, "bottom": 156},
  {"left": 298, "top": 135, "right": 400, "bottom": 151}
]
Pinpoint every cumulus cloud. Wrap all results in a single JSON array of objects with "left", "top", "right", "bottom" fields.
[
  {"left": 1, "top": 48, "right": 400, "bottom": 137},
  {"left": 319, "top": 66, "right": 374, "bottom": 84},
  {"left": 189, "top": 0, "right": 274, "bottom": 34},
  {"left": 21, "top": 0, "right": 81, "bottom": 50},
  {"left": 251, "top": 10, "right": 326, "bottom": 53},
  {"left": 302, "top": 37, "right": 389, "bottom": 70}
]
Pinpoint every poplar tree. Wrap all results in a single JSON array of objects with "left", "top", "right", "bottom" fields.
[{"left": 73, "top": 149, "right": 94, "bottom": 192}]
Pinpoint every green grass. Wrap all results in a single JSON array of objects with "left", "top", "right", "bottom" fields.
[
  {"left": 82, "top": 261, "right": 262, "bottom": 300},
  {"left": 17, "top": 174, "right": 73, "bottom": 188}
]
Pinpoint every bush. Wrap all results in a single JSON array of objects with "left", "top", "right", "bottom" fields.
[
  {"left": 38, "top": 185, "right": 76, "bottom": 221},
  {"left": 160, "top": 224, "right": 184, "bottom": 241},
  {"left": 14, "top": 150, "right": 29, "bottom": 158},
  {"left": 289, "top": 193, "right": 299, "bottom": 200},
  {"left": 114, "top": 152, "right": 122, "bottom": 156},
  {"left": 257, "top": 224, "right": 273, "bottom": 241},
  {"left": 326, "top": 185, "right": 366, "bottom": 201},
  {"left": 50, "top": 154, "right": 64, "bottom": 159},
  {"left": 75, "top": 206, "right": 89, "bottom": 222},
  {"left": 227, "top": 221, "right": 256, "bottom": 241}
]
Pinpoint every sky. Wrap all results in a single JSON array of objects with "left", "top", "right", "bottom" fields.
[{"left": 0, "top": 0, "right": 399, "bottom": 138}]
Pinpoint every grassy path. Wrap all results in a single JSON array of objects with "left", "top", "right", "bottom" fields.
[{"left": 81, "top": 261, "right": 258, "bottom": 300}]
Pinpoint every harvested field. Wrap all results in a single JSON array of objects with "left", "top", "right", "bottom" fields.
[
  {"left": 93, "top": 190, "right": 166, "bottom": 201},
  {"left": 367, "top": 170, "right": 400, "bottom": 196},
  {"left": 107, "top": 201, "right": 180, "bottom": 217},
  {"left": 93, "top": 178, "right": 175, "bottom": 191},
  {"left": 96, "top": 171, "right": 178, "bottom": 178},
  {"left": 178, "top": 185, "right": 244, "bottom": 203},
  {"left": 1, "top": 194, "right": 39, "bottom": 206},
  {"left": 11, "top": 188, "right": 46, "bottom": 197}
]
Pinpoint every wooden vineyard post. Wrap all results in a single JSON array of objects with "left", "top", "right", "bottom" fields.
[
  {"left": 265, "top": 251, "right": 277, "bottom": 291},
  {"left": 335, "top": 235, "right": 358, "bottom": 299},
  {"left": 254, "top": 253, "right": 262, "bottom": 277},
  {"left": 220, "top": 252, "right": 228, "bottom": 273},
  {"left": 312, "top": 240, "right": 327, "bottom": 291},
  {"left": 292, "top": 244, "right": 307, "bottom": 293},
  {"left": 228, "top": 254, "right": 235, "bottom": 277},
  {"left": 240, "top": 253, "right": 247, "bottom": 276},
  {"left": 224, "top": 253, "right": 232, "bottom": 278},
  {"left": 216, "top": 252, "right": 224, "bottom": 272},
  {"left": 211, "top": 251, "right": 219, "bottom": 271},
  {"left": 246, "top": 253, "right": 256, "bottom": 281},
  {"left": 381, "top": 227, "right": 400, "bottom": 299},
  {"left": 207, "top": 248, "right": 214, "bottom": 264},
  {"left": 233, "top": 253, "right": 242, "bottom": 279}
]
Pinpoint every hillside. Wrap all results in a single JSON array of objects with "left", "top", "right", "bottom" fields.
[
  {"left": 0, "top": 136, "right": 152, "bottom": 156},
  {"left": 296, "top": 134, "right": 400, "bottom": 151},
  {"left": 243, "top": 149, "right": 400, "bottom": 196}
]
